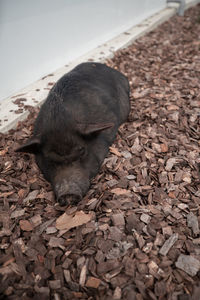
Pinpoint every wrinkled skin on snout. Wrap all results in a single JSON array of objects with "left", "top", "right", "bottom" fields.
[{"left": 16, "top": 62, "right": 130, "bottom": 206}]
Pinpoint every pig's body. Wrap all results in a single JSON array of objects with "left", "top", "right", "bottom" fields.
[{"left": 17, "top": 62, "right": 130, "bottom": 206}]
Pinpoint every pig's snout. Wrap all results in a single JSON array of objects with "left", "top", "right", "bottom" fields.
[
  {"left": 58, "top": 193, "right": 82, "bottom": 206},
  {"left": 55, "top": 180, "right": 87, "bottom": 206}
]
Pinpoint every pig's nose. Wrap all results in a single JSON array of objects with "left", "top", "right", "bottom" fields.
[{"left": 58, "top": 193, "right": 82, "bottom": 206}]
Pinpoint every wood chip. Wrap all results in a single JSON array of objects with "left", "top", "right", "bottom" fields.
[
  {"left": 11, "top": 209, "right": 25, "bottom": 219},
  {"left": 86, "top": 277, "right": 101, "bottom": 288},
  {"left": 109, "top": 146, "right": 122, "bottom": 157},
  {"left": 23, "top": 190, "right": 39, "bottom": 203},
  {"left": 175, "top": 254, "right": 200, "bottom": 277},
  {"left": 113, "top": 286, "right": 122, "bottom": 299},
  {"left": 159, "top": 233, "right": 178, "bottom": 256},
  {"left": 48, "top": 237, "right": 64, "bottom": 247},
  {"left": 56, "top": 210, "right": 94, "bottom": 231},
  {"left": 30, "top": 214, "right": 42, "bottom": 227},
  {"left": 46, "top": 226, "right": 57, "bottom": 234},
  {"left": 140, "top": 213, "right": 151, "bottom": 224},
  {"left": 167, "top": 105, "right": 179, "bottom": 111},
  {"left": 148, "top": 260, "right": 158, "bottom": 274},
  {"left": 111, "top": 213, "right": 125, "bottom": 227},
  {"left": 160, "top": 143, "right": 168, "bottom": 153},
  {"left": 162, "top": 226, "right": 173, "bottom": 236},
  {"left": 121, "top": 151, "right": 132, "bottom": 158},
  {"left": 19, "top": 220, "right": 33, "bottom": 231},
  {"left": 165, "top": 158, "right": 180, "bottom": 171},
  {"left": 97, "top": 259, "right": 120, "bottom": 275},
  {"left": 111, "top": 188, "right": 131, "bottom": 196},
  {"left": 63, "top": 269, "right": 71, "bottom": 283},
  {"left": 79, "top": 264, "right": 87, "bottom": 286},
  {"left": 49, "top": 280, "right": 61, "bottom": 289},
  {"left": 187, "top": 212, "right": 199, "bottom": 235}
]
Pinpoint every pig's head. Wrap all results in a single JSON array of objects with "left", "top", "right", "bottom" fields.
[{"left": 16, "top": 122, "right": 113, "bottom": 206}]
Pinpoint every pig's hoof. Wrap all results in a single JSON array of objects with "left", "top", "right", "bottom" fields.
[{"left": 58, "top": 194, "right": 81, "bottom": 206}]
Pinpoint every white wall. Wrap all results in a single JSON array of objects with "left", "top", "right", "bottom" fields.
[{"left": 0, "top": 0, "right": 166, "bottom": 100}]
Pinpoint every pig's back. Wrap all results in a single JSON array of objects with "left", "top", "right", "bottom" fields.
[
  {"left": 51, "top": 62, "right": 130, "bottom": 125},
  {"left": 34, "top": 63, "right": 130, "bottom": 137}
]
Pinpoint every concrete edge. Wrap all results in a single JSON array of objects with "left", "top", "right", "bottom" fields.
[{"left": 0, "top": 0, "right": 199, "bottom": 133}]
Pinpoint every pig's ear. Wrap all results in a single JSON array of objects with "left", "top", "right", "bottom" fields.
[
  {"left": 77, "top": 122, "right": 114, "bottom": 135},
  {"left": 15, "top": 136, "right": 41, "bottom": 154}
]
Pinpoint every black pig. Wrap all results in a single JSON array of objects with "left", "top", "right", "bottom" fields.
[{"left": 16, "top": 62, "right": 130, "bottom": 206}]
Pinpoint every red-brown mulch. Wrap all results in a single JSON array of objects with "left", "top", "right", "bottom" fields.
[{"left": 0, "top": 4, "right": 200, "bottom": 300}]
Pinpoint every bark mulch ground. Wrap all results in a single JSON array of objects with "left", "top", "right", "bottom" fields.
[{"left": 0, "top": 4, "right": 200, "bottom": 300}]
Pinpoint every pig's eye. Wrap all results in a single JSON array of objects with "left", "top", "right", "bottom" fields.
[{"left": 78, "top": 146, "right": 85, "bottom": 156}]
